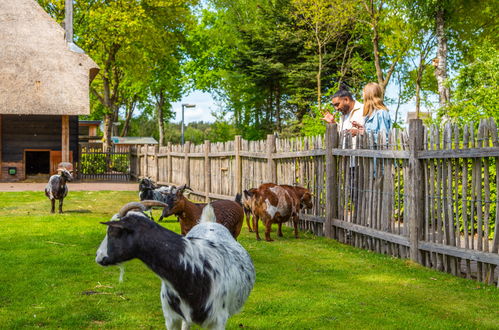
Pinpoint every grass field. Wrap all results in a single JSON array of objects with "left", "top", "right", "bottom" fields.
[{"left": 0, "top": 191, "right": 498, "bottom": 329}]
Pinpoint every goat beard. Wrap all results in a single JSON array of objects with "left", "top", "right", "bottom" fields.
[{"left": 118, "top": 264, "right": 125, "bottom": 283}]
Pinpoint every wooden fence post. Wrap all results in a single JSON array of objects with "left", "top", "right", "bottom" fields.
[
  {"left": 167, "top": 142, "right": 172, "bottom": 184},
  {"left": 408, "top": 119, "right": 425, "bottom": 263},
  {"left": 155, "top": 145, "right": 159, "bottom": 182},
  {"left": 266, "top": 134, "right": 276, "bottom": 183},
  {"left": 184, "top": 141, "right": 191, "bottom": 187},
  {"left": 204, "top": 140, "right": 211, "bottom": 202},
  {"left": 325, "top": 123, "right": 338, "bottom": 239},
  {"left": 234, "top": 135, "right": 242, "bottom": 194},
  {"left": 144, "top": 144, "right": 149, "bottom": 178}
]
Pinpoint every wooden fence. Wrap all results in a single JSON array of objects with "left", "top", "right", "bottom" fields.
[{"left": 130, "top": 118, "right": 499, "bottom": 285}]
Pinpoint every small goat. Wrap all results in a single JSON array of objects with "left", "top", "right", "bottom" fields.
[
  {"left": 138, "top": 177, "right": 176, "bottom": 202},
  {"left": 44, "top": 169, "right": 73, "bottom": 213},
  {"left": 160, "top": 185, "right": 244, "bottom": 238},
  {"left": 242, "top": 188, "right": 257, "bottom": 232},
  {"left": 96, "top": 201, "right": 255, "bottom": 330}
]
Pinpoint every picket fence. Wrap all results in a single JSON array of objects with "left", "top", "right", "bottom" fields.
[{"left": 130, "top": 118, "right": 499, "bottom": 285}]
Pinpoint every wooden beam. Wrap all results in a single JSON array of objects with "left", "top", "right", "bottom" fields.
[
  {"left": 204, "top": 140, "right": 211, "bottom": 202},
  {"left": 266, "top": 134, "right": 276, "bottom": 183},
  {"left": 325, "top": 123, "right": 338, "bottom": 239},
  {"left": 234, "top": 135, "right": 242, "bottom": 194},
  {"left": 0, "top": 115, "right": 2, "bottom": 180},
  {"left": 61, "top": 115, "right": 70, "bottom": 162},
  {"left": 408, "top": 119, "right": 425, "bottom": 262}
]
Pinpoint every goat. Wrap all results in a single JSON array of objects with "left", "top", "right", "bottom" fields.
[
  {"left": 95, "top": 201, "right": 255, "bottom": 330},
  {"left": 138, "top": 177, "right": 177, "bottom": 202},
  {"left": 138, "top": 178, "right": 177, "bottom": 221},
  {"left": 44, "top": 168, "right": 73, "bottom": 213},
  {"left": 160, "top": 185, "right": 245, "bottom": 239},
  {"left": 242, "top": 188, "right": 257, "bottom": 232},
  {"left": 243, "top": 183, "right": 313, "bottom": 241}
]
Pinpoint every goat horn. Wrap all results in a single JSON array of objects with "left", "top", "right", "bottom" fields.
[
  {"left": 140, "top": 200, "right": 167, "bottom": 208},
  {"left": 118, "top": 202, "right": 147, "bottom": 217}
]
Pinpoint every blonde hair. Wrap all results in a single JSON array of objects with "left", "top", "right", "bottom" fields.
[{"left": 362, "top": 83, "right": 388, "bottom": 117}]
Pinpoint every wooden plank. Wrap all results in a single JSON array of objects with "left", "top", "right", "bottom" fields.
[
  {"left": 325, "top": 124, "right": 338, "bottom": 238},
  {"left": 330, "top": 149, "right": 409, "bottom": 159},
  {"left": 418, "top": 241, "right": 499, "bottom": 266},
  {"left": 184, "top": 142, "right": 191, "bottom": 186},
  {"left": 204, "top": 140, "right": 211, "bottom": 202},
  {"left": 234, "top": 136, "right": 242, "bottom": 194},
  {"left": 408, "top": 119, "right": 425, "bottom": 262},
  {"left": 331, "top": 219, "right": 410, "bottom": 246},
  {"left": 0, "top": 114, "right": 2, "bottom": 180},
  {"left": 461, "top": 125, "right": 472, "bottom": 278},
  {"left": 61, "top": 115, "right": 70, "bottom": 162},
  {"left": 267, "top": 134, "right": 276, "bottom": 183},
  {"left": 417, "top": 148, "right": 499, "bottom": 159}
]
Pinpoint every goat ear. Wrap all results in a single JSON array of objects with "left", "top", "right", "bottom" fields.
[
  {"left": 243, "top": 189, "right": 253, "bottom": 198},
  {"left": 101, "top": 220, "right": 134, "bottom": 232}
]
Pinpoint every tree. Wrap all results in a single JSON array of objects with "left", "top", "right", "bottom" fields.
[
  {"left": 360, "top": 0, "right": 412, "bottom": 96},
  {"left": 292, "top": 0, "right": 358, "bottom": 112}
]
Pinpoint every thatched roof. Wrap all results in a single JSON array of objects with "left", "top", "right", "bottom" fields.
[{"left": 0, "top": 0, "right": 99, "bottom": 115}]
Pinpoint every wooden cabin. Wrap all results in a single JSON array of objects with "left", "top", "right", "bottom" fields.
[{"left": 0, "top": 0, "right": 98, "bottom": 181}]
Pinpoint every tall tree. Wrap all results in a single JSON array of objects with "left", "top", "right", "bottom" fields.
[{"left": 292, "top": 0, "right": 358, "bottom": 112}]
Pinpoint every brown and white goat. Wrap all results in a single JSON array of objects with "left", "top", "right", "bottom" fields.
[
  {"left": 160, "top": 186, "right": 245, "bottom": 239},
  {"left": 242, "top": 188, "right": 257, "bottom": 232},
  {"left": 243, "top": 183, "right": 313, "bottom": 241}
]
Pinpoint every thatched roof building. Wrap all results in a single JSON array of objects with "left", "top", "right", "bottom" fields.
[
  {"left": 0, "top": 0, "right": 98, "bottom": 115},
  {"left": 0, "top": 0, "right": 99, "bottom": 181}
]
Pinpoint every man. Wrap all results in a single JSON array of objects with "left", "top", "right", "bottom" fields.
[
  {"left": 322, "top": 86, "right": 364, "bottom": 226},
  {"left": 322, "top": 87, "right": 364, "bottom": 136}
]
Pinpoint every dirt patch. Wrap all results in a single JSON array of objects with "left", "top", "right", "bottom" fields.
[{"left": 0, "top": 182, "right": 138, "bottom": 192}]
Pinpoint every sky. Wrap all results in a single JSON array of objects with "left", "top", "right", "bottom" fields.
[{"left": 171, "top": 91, "right": 218, "bottom": 124}]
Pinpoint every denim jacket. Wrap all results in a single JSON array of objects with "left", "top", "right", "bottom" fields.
[{"left": 364, "top": 109, "right": 392, "bottom": 143}]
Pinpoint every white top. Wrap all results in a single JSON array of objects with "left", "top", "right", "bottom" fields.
[{"left": 339, "top": 101, "right": 364, "bottom": 132}]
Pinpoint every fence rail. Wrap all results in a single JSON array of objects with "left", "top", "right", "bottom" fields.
[{"left": 130, "top": 118, "right": 499, "bottom": 286}]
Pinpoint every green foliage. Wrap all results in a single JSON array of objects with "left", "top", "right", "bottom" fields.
[
  {"left": 444, "top": 41, "right": 499, "bottom": 124},
  {"left": 1, "top": 191, "right": 499, "bottom": 328},
  {"left": 79, "top": 153, "right": 129, "bottom": 174}
]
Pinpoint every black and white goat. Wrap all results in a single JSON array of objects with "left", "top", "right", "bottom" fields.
[
  {"left": 44, "top": 169, "right": 73, "bottom": 213},
  {"left": 138, "top": 177, "right": 177, "bottom": 202},
  {"left": 95, "top": 201, "right": 256, "bottom": 330}
]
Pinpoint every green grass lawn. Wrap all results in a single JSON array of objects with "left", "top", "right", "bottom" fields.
[{"left": 0, "top": 191, "right": 498, "bottom": 329}]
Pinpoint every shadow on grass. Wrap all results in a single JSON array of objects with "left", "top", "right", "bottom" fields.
[{"left": 64, "top": 209, "right": 92, "bottom": 214}]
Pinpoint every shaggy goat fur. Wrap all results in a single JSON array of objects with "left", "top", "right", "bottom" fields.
[{"left": 95, "top": 203, "right": 255, "bottom": 330}]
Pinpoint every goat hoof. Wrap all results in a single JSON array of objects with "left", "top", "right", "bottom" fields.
[
  {"left": 256, "top": 237, "right": 261, "bottom": 241},
  {"left": 265, "top": 238, "right": 274, "bottom": 242}
]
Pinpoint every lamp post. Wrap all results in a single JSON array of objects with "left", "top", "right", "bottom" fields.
[{"left": 181, "top": 104, "right": 196, "bottom": 145}]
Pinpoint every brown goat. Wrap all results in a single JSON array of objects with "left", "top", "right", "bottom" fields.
[
  {"left": 244, "top": 183, "right": 313, "bottom": 241},
  {"left": 161, "top": 186, "right": 245, "bottom": 239}
]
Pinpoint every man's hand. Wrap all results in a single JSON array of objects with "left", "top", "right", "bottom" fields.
[
  {"left": 321, "top": 112, "right": 336, "bottom": 124},
  {"left": 348, "top": 121, "right": 365, "bottom": 136}
]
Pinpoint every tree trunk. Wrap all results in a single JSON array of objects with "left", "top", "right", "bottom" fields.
[
  {"left": 120, "top": 99, "right": 136, "bottom": 137},
  {"left": 103, "top": 113, "right": 113, "bottom": 152},
  {"left": 434, "top": 7, "right": 450, "bottom": 109},
  {"left": 317, "top": 44, "right": 322, "bottom": 112},
  {"left": 156, "top": 92, "right": 166, "bottom": 147}
]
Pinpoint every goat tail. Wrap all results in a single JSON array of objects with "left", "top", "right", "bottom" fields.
[
  {"left": 234, "top": 193, "right": 242, "bottom": 205},
  {"left": 199, "top": 203, "right": 217, "bottom": 223}
]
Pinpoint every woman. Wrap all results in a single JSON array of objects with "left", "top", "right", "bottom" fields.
[{"left": 352, "top": 82, "right": 392, "bottom": 140}]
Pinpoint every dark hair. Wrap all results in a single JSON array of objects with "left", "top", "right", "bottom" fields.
[{"left": 332, "top": 83, "right": 353, "bottom": 100}]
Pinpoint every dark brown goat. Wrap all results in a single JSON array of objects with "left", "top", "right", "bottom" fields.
[
  {"left": 161, "top": 186, "right": 245, "bottom": 239},
  {"left": 242, "top": 188, "right": 257, "bottom": 232}
]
